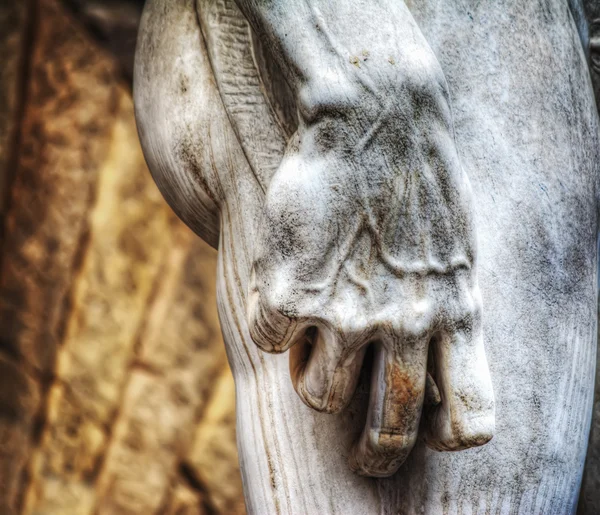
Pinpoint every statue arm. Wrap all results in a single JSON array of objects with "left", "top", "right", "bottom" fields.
[
  {"left": 236, "top": 0, "right": 495, "bottom": 477},
  {"left": 234, "top": 0, "right": 443, "bottom": 148},
  {"left": 135, "top": 0, "right": 495, "bottom": 480}
]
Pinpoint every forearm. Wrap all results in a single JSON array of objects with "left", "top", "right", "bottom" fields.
[{"left": 234, "top": 0, "right": 443, "bottom": 128}]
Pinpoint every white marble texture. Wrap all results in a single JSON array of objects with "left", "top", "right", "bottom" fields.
[{"left": 134, "top": 0, "right": 600, "bottom": 513}]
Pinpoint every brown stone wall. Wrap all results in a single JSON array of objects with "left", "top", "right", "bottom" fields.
[{"left": 0, "top": 1, "right": 243, "bottom": 513}]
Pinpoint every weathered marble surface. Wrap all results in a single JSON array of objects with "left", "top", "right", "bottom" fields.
[
  {"left": 238, "top": 0, "right": 495, "bottom": 479},
  {"left": 135, "top": 0, "right": 600, "bottom": 513}
]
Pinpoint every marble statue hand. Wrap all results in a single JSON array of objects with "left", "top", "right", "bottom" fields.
[
  {"left": 135, "top": 0, "right": 600, "bottom": 508},
  {"left": 241, "top": 0, "right": 495, "bottom": 477}
]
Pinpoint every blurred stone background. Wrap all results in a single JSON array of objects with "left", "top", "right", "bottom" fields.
[{"left": 0, "top": 0, "right": 244, "bottom": 513}]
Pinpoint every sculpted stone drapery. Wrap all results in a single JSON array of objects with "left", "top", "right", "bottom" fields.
[{"left": 134, "top": 0, "right": 600, "bottom": 513}]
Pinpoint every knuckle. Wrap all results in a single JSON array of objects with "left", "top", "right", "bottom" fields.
[
  {"left": 247, "top": 290, "right": 294, "bottom": 352},
  {"left": 335, "top": 320, "right": 375, "bottom": 348},
  {"left": 453, "top": 301, "right": 482, "bottom": 334},
  {"left": 253, "top": 274, "right": 298, "bottom": 321},
  {"left": 352, "top": 429, "right": 416, "bottom": 477},
  {"left": 379, "top": 314, "right": 431, "bottom": 343},
  {"left": 439, "top": 283, "right": 483, "bottom": 331},
  {"left": 402, "top": 318, "right": 434, "bottom": 341},
  {"left": 366, "top": 428, "right": 415, "bottom": 455}
]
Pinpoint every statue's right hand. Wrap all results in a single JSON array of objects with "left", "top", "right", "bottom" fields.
[{"left": 247, "top": 30, "right": 495, "bottom": 477}]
